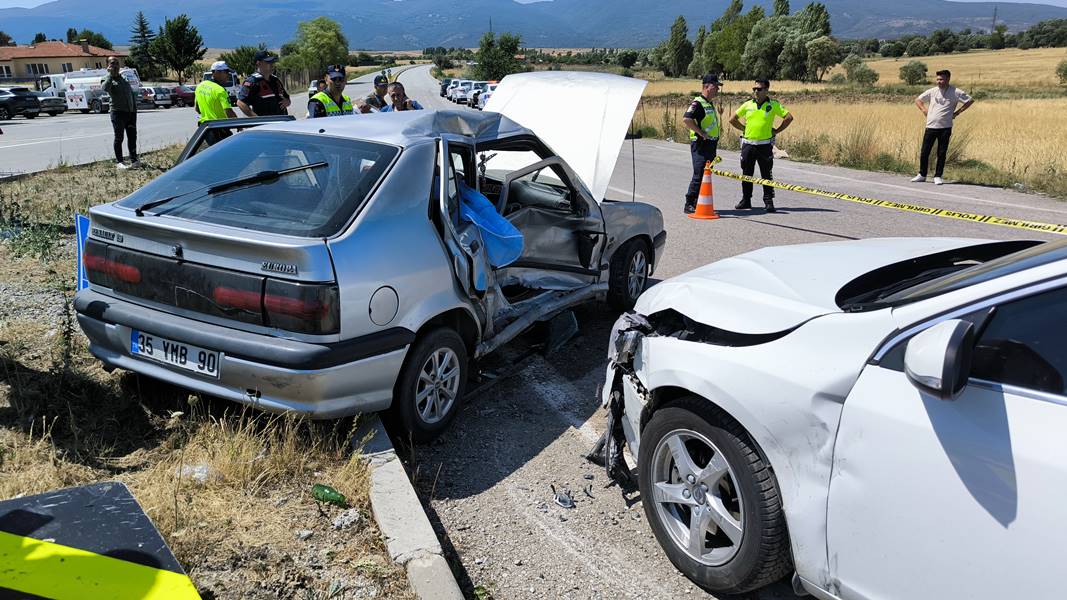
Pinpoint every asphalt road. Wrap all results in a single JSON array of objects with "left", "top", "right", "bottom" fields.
[
  {"left": 396, "top": 65, "right": 1066, "bottom": 599},
  {"left": 0, "top": 67, "right": 405, "bottom": 176}
]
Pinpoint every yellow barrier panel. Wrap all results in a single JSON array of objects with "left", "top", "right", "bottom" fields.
[
  {"left": 708, "top": 164, "right": 1067, "bottom": 236},
  {"left": 0, "top": 530, "right": 201, "bottom": 600}
]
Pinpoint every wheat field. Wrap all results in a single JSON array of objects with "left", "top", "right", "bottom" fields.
[{"left": 838, "top": 47, "right": 1067, "bottom": 88}]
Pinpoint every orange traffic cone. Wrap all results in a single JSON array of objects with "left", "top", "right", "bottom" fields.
[{"left": 688, "top": 161, "right": 719, "bottom": 220}]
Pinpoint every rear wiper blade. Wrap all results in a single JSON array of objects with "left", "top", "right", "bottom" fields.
[{"left": 134, "top": 161, "right": 328, "bottom": 217}]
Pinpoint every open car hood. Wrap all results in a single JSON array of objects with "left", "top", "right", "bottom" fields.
[
  {"left": 635, "top": 237, "right": 996, "bottom": 334},
  {"left": 484, "top": 71, "right": 646, "bottom": 203}
]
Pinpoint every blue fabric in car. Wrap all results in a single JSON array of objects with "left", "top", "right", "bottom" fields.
[{"left": 458, "top": 181, "right": 524, "bottom": 268}]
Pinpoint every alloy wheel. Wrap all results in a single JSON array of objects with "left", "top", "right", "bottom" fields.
[
  {"left": 628, "top": 250, "right": 648, "bottom": 300},
  {"left": 650, "top": 429, "right": 744, "bottom": 566},
  {"left": 414, "top": 347, "right": 460, "bottom": 425}
]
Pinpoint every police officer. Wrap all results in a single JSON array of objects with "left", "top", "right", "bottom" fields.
[
  {"left": 195, "top": 61, "right": 238, "bottom": 145},
  {"left": 363, "top": 74, "right": 389, "bottom": 111},
  {"left": 236, "top": 50, "right": 291, "bottom": 117},
  {"left": 729, "top": 78, "right": 793, "bottom": 213},
  {"left": 307, "top": 65, "right": 354, "bottom": 118},
  {"left": 681, "top": 74, "right": 724, "bottom": 214}
]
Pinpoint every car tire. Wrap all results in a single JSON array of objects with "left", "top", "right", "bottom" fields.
[
  {"left": 24, "top": 113, "right": 37, "bottom": 119},
  {"left": 607, "top": 238, "right": 650, "bottom": 310},
  {"left": 0, "top": 107, "right": 9, "bottom": 120},
  {"left": 91, "top": 100, "right": 102, "bottom": 114},
  {"left": 393, "top": 328, "right": 468, "bottom": 443},
  {"left": 176, "top": 98, "right": 185, "bottom": 107},
  {"left": 48, "top": 112, "right": 62, "bottom": 117},
  {"left": 639, "top": 397, "right": 792, "bottom": 594}
]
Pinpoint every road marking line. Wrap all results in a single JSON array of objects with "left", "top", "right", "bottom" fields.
[
  {"left": 607, "top": 185, "right": 645, "bottom": 200},
  {"left": 0, "top": 132, "right": 112, "bottom": 149}
]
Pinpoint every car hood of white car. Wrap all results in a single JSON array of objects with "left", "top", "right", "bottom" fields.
[
  {"left": 484, "top": 71, "right": 647, "bottom": 204},
  {"left": 635, "top": 237, "right": 996, "bottom": 334}
]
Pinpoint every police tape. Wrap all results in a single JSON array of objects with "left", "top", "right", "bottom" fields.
[{"left": 706, "top": 164, "right": 1067, "bottom": 236}]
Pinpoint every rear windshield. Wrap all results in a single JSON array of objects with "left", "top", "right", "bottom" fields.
[{"left": 117, "top": 130, "right": 399, "bottom": 237}]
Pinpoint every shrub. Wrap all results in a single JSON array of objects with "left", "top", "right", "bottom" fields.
[
  {"left": 1058, "top": 59, "right": 1067, "bottom": 86},
  {"left": 899, "top": 60, "right": 928, "bottom": 85},
  {"left": 828, "top": 73, "right": 847, "bottom": 85},
  {"left": 906, "top": 38, "right": 929, "bottom": 57}
]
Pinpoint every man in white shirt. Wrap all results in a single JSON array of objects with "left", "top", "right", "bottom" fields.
[{"left": 912, "top": 69, "right": 974, "bottom": 185}]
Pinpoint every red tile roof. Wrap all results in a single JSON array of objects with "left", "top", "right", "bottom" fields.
[{"left": 0, "top": 41, "right": 126, "bottom": 61}]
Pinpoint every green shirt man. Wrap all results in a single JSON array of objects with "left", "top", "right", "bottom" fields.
[
  {"left": 728, "top": 78, "right": 794, "bottom": 212},
  {"left": 195, "top": 62, "right": 237, "bottom": 124}
]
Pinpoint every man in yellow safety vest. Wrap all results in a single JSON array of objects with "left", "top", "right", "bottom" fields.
[
  {"left": 195, "top": 61, "right": 239, "bottom": 146},
  {"left": 681, "top": 74, "right": 724, "bottom": 214},
  {"left": 308, "top": 65, "right": 354, "bottom": 118},
  {"left": 728, "top": 78, "right": 793, "bottom": 213}
]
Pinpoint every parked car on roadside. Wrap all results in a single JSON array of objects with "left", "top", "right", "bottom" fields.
[
  {"left": 0, "top": 87, "right": 41, "bottom": 120},
  {"left": 171, "top": 85, "right": 195, "bottom": 108},
  {"left": 75, "top": 72, "right": 659, "bottom": 442},
  {"left": 466, "top": 81, "right": 489, "bottom": 107},
  {"left": 452, "top": 80, "right": 475, "bottom": 104},
  {"left": 439, "top": 77, "right": 454, "bottom": 96},
  {"left": 143, "top": 87, "right": 173, "bottom": 108},
  {"left": 33, "top": 91, "right": 66, "bottom": 116},
  {"left": 601, "top": 235, "right": 1067, "bottom": 599},
  {"left": 476, "top": 83, "right": 498, "bottom": 110}
]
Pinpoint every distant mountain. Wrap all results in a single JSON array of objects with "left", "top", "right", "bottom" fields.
[{"left": 1, "top": 0, "right": 1065, "bottom": 49}]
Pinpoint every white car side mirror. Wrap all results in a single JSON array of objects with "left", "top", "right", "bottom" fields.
[{"left": 904, "top": 319, "right": 976, "bottom": 401}]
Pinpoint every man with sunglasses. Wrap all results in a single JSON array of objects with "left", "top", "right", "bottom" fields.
[
  {"left": 729, "top": 78, "right": 793, "bottom": 213},
  {"left": 682, "top": 74, "right": 725, "bottom": 214},
  {"left": 308, "top": 65, "right": 354, "bottom": 118},
  {"left": 380, "top": 82, "right": 423, "bottom": 112}
]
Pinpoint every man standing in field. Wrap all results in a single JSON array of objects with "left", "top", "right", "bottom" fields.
[
  {"left": 912, "top": 69, "right": 974, "bottom": 186},
  {"left": 729, "top": 78, "right": 793, "bottom": 213},
  {"left": 682, "top": 74, "right": 724, "bottom": 214}
]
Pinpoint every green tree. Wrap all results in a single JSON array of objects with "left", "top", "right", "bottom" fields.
[
  {"left": 705, "top": 5, "right": 764, "bottom": 77},
  {"left": 278, "top": 17, "right": 349, "bottom": 78},
  {"left": 219, "top": 43, "right": 267, "bottom": 77},
  {"left": 905, "top": 38, "right": 929, "bottom": 57},
  {"left": 990, "top": 24, "right": 1007, "bottom": 50},
  {"left": 617, "top": 50, "right": 639, "bottom": 69},
  {"left": 773, "top": 0, "right": 790, "bottom": 17},
  {"left": 31, "top": 32, "right": 47, "bottom": 44},
  {"left": 658, "top": 16, "right": 693, "bottom": 77},
  {"left": 880, "top": 41, "right": 905, "bottom": 57},
  {"left": 687, "top": 26, "right": 707, "bottom": 77},
  {"left": 850, "top": 64, "right": 879, "bottom": 86},
  {"left": 0, "top": 31, "right": 13, "bottom": 46},
  {"left": 66, "top": 29, "right": 112, "bottom": 50},
  {"left": 927, "top": 29, "right": 958, "bottom": 54},
  {"left": 805, "top": 35, "right": 841, "bottom": 81},
  {"left": 474, "top": 31, "right": 523, "bottom": 80},
  {"left": 899, "top": 60, "right": 928, "bottom": 85},
  {"left": 1057, "top": 58, "right": 1067, "bottom": 85},
  {"left": 127, "top": 11, "right": 159, "bottom": 79},
  {"left": 151, "top": 14, "right": 206, "bottom": 84}
]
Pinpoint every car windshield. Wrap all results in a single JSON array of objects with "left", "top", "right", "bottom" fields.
[
  {"left": 836, "top": 240, "right": 1055, "bottom": 311},
  {"left": 117, "top": 130, "right": 399, "bottom": 237}
]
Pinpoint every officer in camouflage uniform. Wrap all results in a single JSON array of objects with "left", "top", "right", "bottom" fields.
[{"left": 236, "top": 50, "right": 291, "bottom": 117}]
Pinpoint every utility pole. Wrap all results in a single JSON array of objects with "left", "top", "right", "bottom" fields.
[{"left": 489, "top": 17, "right": 493, "bottom": 33}]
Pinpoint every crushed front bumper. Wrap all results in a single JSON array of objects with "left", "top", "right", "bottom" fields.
[{"left": 75, "top": 289, "right": 411, "bottom": 418}]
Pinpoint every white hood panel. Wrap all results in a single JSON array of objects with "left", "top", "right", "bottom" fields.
[
  {"left": 484, "top": 71, "right": 646, "bottom": 203},
  {"left": 635, "top": 238, "right": 996, "bottom": 334}
]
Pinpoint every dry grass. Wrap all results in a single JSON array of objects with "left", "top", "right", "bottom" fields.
[
  {"left": 642, "top": 78, "right": 830, "bottom": 97},
  {"left": 0, "top": 153, "right": 413, "bottom": 599},
  {"left": 847, "top": 47, "right": 1067, "bottom": 88}
]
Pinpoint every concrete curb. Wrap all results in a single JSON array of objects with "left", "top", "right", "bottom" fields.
[{"left": 354, "top": 417, "right": 463, "bottom": 600}]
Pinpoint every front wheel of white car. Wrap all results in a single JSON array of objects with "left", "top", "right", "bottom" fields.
[
  {"left": 639, "top": 396, "right": 792, "bottom": 594},
  {"left": 393, "top": 328, "right": 468, "bottom": 443}
]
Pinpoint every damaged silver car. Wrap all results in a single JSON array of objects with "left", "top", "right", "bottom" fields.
[{"left": 75, "top": 72, "right": 664, "bottom": 440}]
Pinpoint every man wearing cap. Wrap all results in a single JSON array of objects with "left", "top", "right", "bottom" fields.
[
  {"left": 729, "top": 78, "right": 793, "bottom": 213},
  {"left": 195, "top": 61, "right": 239, "bottom": 145},
  {"left": 681, "top": 74, "right": 724, "bottom": 214},
  {"left": 236, "top": 50, "right": 291, "bottom": 117},
  {"left": 363, "top": 74, "right": 390, "bottom": 111},
  {"left": 308, "top": 65, "right": 354, "bottom": 118}
]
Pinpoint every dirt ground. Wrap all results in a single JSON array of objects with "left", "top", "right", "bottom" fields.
[{"left": 0, "top": 153, "right": 412, "bottom": 599}]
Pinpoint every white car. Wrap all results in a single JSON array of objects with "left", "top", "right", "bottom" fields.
[
  {"left": 450, "top": 80, "right": 473, "bottom": 103},
  {"left": 599, "top": 237, "right": 1067, "bottom": 598},
  {"left": 477, "top": 83, "right": 498, "bottom": 110}
]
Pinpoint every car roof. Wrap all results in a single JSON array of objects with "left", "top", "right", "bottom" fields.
[{"left": 254, "top": 109, "right": 534, "bottom": 148}]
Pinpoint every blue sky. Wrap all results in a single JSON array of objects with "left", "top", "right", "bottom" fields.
[{"left": 2, "top": 0, "right": 1066, "bottom": 7}]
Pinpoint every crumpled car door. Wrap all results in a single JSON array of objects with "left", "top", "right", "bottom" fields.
[{"left": 438, "top": 136, "right": 492, "bottom": 298}]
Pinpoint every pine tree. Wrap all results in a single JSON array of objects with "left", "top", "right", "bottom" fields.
[
  {"left": 773, "top": 0, "right": 790, "bottom": 17},
  {"left": 128, "top": 12, "right": 159, "bottom": 78}
]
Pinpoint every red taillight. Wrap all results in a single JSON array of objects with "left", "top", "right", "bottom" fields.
[
  {"left": 263, "top": 294, "right": 331, "bottom": 320},
  {"left": 213, "top": 286, "right": 261, "bottom": 312},
  {"left": 84, "top": 253, "right": 141, "bottom": 284}
]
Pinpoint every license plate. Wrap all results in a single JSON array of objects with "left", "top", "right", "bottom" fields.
[{"left": 130, "top": 329, "right": 220, "bottom": 378}]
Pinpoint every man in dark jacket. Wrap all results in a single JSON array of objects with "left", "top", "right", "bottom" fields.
[
  {"left": 236, "top": 50, "right": 291, "bottom": 117},
  {"left": 101, "top": 57, "right": 139, "bottom": 169}
]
